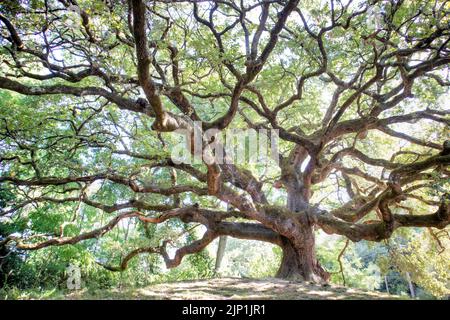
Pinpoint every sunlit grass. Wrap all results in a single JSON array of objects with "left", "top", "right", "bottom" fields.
[{"left": 1, "top": 278, "right": 411, "bottom": 300}]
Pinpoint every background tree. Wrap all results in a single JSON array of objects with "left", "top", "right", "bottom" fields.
[{"left": 0, "top": 0, "right": 449, "bottom": 283}]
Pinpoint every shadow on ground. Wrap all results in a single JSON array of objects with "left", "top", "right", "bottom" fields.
[{"left": 64, "top": 277, "right": 406, "bottom": 300}]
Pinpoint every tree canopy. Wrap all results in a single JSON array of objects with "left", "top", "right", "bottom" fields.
[{"left": 0, "top": 0, "right": 449, "bottom": 286}]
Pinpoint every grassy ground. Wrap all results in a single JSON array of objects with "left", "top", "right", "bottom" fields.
[{"left": 2, "top": 277, "right": 408, "bottom": 300}]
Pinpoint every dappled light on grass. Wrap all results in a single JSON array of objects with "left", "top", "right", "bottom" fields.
[{"left": 59, "top": 278, "right": 407, "bottom": 300}]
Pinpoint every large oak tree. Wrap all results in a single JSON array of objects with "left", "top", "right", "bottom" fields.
[{"left": 0, "top": 0, "right": 449, "bottom": 282}]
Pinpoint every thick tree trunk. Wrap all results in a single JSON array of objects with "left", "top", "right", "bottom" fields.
[
  {"left": 275, "top": 233, "right": 329, "bottom": 282},
  {"left": 275, "top": 187, "right": 329, "bottom": 283}
]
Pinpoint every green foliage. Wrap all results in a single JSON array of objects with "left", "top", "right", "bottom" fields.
[
  {"left": 165, "top": 250, "right": 215, "bottom": 281},
  {"left": 212, "top": 239, "right": 281, "bottom": 278},
  {"left": 387, "top": 232, "right": 450, "bottom": 298},
  {"left": 317, "top": 236, "right": 382, "bottom": 291}
]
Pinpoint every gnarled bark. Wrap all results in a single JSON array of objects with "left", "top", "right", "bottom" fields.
[
  {"left": 274, "top": 180, "right": 329, "bottom": 282},
  {"left": 276, "top": 236, "right": 329, "bottom": 282}
]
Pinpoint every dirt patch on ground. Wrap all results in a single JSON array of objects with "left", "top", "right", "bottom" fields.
[{"left": 64, "top": 277, "right": 405, "bottom": 300}]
